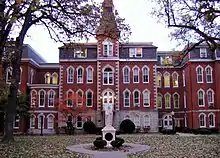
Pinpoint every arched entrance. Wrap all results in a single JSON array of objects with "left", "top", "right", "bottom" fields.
[
  {"left": 163, "top": 114, "right": 173, "bottom": 129},
  {"left": 103, "top": 91, "right": 114, "bottom": 105}
]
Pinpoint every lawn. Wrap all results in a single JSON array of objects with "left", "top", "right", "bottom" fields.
[{"left": 0, "top": 134, "right": 219, "bottom": 158}]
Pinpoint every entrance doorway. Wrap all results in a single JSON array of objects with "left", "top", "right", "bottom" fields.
[{"left": 163, "top": 115, "right": 173, "bottom": 129}]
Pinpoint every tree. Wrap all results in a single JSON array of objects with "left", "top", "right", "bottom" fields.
[
  {"left": 1, "top": 0, "right": 130, "bottom": 142},
  {"left": 151, "top": 0, "right": 220, "bottom": 51}
]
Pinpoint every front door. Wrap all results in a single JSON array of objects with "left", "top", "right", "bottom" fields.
[{"left": 163, "top": 115, "right": 173, "bottom": 129}]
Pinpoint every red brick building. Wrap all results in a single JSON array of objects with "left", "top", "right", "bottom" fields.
[{"left": 3, "top": 0, "right": 220, "bottom": 134}]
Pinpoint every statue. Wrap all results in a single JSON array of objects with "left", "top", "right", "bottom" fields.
[{"left": 104, "top": 104, "right": 113, "bottom": 126}]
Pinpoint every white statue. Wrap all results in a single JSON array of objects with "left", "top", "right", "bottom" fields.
[{"left": 104, "top": 104, "right": 113, "bottom": 126}]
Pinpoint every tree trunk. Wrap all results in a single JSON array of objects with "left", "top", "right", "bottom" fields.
[{"left": 2, "top": 39, "right": 22, "bottom": 142}]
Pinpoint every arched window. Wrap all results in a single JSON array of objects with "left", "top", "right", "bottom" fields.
[
  {"left": 163, "top": 115, "right": 173, "bottom": 129},
  {"left": 123, "top": 66, "right": 130, "bottom": 83},
  {"left": 66, "top": 90, "right": 74, "bottom": 107},
  {"left": 208, "top": 113, "right": 215, "bottom": 128},
  {"left": 157, "top": 93, "right": 162, "bottom": 108},
  {"left": 134, "top": 114, "right": 140, "bottom": 127},
  {"left": 164, "top": 72, "right": 170, "bottom": 87},
  {"left": 77, "top": 90, "right": 83, "bottom": 106},
  {"left": 156, "top": 72, "right": 162, "bottom": 87},
  {"left": 31, "top": 90, "right": 37, "bottom": 107},
  {"left": 133, "top": 67, "right": 139, "bottom": 83},
  {"left": 103, "top": 39, "right": 113, "bottom": 56},
  {"left": 182, "top": 70, "right": 185, "bottom": 86},
  {"left": 30, "top": 115, "right": 36, "bottom": 129},
  {"left": 133, "top": 90, "right": 140, "bottom": 107},
  {"left": 142, "top": 66, "right": 149, "bottom": 83},
  {"left": 67, "top": 66, "right": 74, "bottom": 83},
  {"left": 165, "top": 93, "right": 171, "bottom": 108},
  {"left": 86, "top": 67, "right": 93, "bottom": 83},
  {"left": 144, "top": 115, "right": 150, "bottom": 127},
  {"left": 172, "top": 72, "right": 178, "bottom": 87},
  {"left": 198, "top": 89, "right": 205, "bottom": 107},
  {"left": 38, "top": 90, "right": 46, "bottom": 107},
  {"left": 86, "top": 90, "right": 93, "bottom": 107},
  {"left": 196, "top": 66, "right": 203, "bottom": 83},
  {"left": 199, "top": 113, "right": 206, "bottom": 128},
  {"left": 123, "top": 89, "right": 130, "bottom": 107},
  {"left": 6, "top": 67, "right": 12, "bottom": 83},
  {"left": 207, "top": 89, "right": 214, "bottom": 106},
  {"left": 52, "top": 73, "right": 58, "bottom": 84},
  {"left": 77, "top": 67, "right": 83, "bottom": 83},
  {"left": 76, "top": 116, "right": 83, "bottom": 129},
  {"left": 205, "top": 66, "right": 213, "bottom": 83},
  {"left": 103, "top": 67, "right": 113, "bottom": 85},
  {"left": 45, "top": 73, "right": 51, "bottom": 84},
  {"left": 13, "top": 114, "right": 20, "bottom": 129},
  {"left": 173, "top": 93, "right": 179, "bottom": 108},
  {"left": 48, "top": 90, "right": 55, "bottom": 107},
  {"left": 143, "top": 89, "right": 150, "bottom": 107},
  {"left": 47, "top": 114, "right": 54, "bottom": 129},
  {"left": 38, "top": 114, "right": 44, "bottom": 129}
]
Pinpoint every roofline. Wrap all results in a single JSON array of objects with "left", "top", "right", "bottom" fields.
[{"left": 21, "top": 58, "right": 59, "bottom": 68}]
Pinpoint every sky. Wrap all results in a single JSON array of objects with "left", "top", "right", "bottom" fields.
[{"left": 23, "top": 0, "right": 178, "bottom": 63}]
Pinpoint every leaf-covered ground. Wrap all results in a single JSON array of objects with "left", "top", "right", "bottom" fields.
[{"left": 0, "top": 134, "right": 220, "bottom": 158}]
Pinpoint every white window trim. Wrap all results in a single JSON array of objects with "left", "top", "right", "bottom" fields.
[
  {"left": 133, "top": 89, "right": 140, "bottom": 107},
  {"left": 29, "top": 114, "right": 36, "bottom": 129},
  {"left": 157, "top": 93, "right": 162, "bottom": 109},
  {"left": 86, "top": 66, "right": 94, "bottom": 84},
  {"left": 76, "top": 116, "right": 84, "bottom": 129},
  {"left": 172, "top": 71, "right": 179, "bottom": 88},
  {"left": 142, "top": 66, "right": 149, "bottom": 83},
  {"left": 199, "top": 113, "right": 206, "bottom": 128},
  {"left": 208, "top": 113, "right": 215, "bottom": 128},
  {"left": 38, "top": 113, "right": 45, "bottom": 129},
  {"left": 123, "top": 66, "right": 130, "bottom": 84},
  {"left": 132, "top": 66, "right": 140, "bottom": 83},
  {"left": 205, "top": 65, "right": 213, "bottom": 83},
  {"left": 51, "top": 72, "right": 58, "bottom": 84},
  {"left": 123, "top": 89, "right": 131, "bottom": 107},
  {"left": 134, "top": 114, "right": 140, "bottom": 127},
  {"left": 102, "top": 66, "right": 114, "bottom": 85},
  {"left": 19, "top": 67, "right": 22, "bottom": 84},
  {"left": 197, "top": 89, "right": 205, "bottom": 107},
  {"left": 184, "top": 92, "right": 187, "bottom": 108},
  {"left": 13, "top": 114, "right": 20, "bottom": 129},
  {"left": 30, "top": 69, "right": 34, "bottom": 84},
  {"left": 76, "top": 66, "right": 84, "bottom": 84},
  {"left": 102, "top": 39, "right": 113, "bottom": 57},
  {"left": 143, "top": 89, "right": 150, "bottom": 107},
  {"left": 67, "top": 66, "right": 74, "bottom": 84},
  {"left": 182, "top": 70, "right": 186, "bottom": 87},
  {"left": 47, "top": 114, "right": 55, "bottom": 129},
  {"left": 207, "top": 88, "right": 214, "bottom": 106},
  {"left": 200, "top": 48, "right": 207, "bottom": 58},
  {"left": 76, "top": 89, "right": 84, "bottom": 106},
  {"left": 86, "top": 89, "right": 93, "bottom": 107},
  {"left": 164, "top": 93, "right": 171, "bottom": 109},
  {"left": 173, "top": 92, "right": 180, "bottom": 109},
  {"left": 144, "top": 115, "right": 150, "bottom": 127},
  {"left": 196, "top": 65, "right": 204, "bottom": 83},
  {"left": 47, "top": 89, "right": 56, "bottom": 107},
  {"left": 44, "top": 72, "right": 51, "bottom": 84},
  {"left": 38, "top": 89, "right": 46, "bottom": 107},
  {"left": 6, "top": 67, "right": 12, "bottom": 84},
  {"left": 164, "top": 72, "right": 170, "bottom": 88},
  {"left": 66, "top": 89, "right": 74, "bottom": 107},
  {"left": 30, "top": 89, "right": 37, "bottom": 107},
  {"left": 156, "top": 72, "right": 162, "bottom": 87}
]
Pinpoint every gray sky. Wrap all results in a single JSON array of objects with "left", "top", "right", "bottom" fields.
[{"left": 24, "top": 0, "right": 178, "bottom": 63}]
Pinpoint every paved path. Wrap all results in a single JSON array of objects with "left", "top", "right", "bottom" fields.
[{"left": 67, "top": 143, "right": 150, "bottom": 158}]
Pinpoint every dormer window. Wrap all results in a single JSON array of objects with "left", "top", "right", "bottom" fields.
[
  {"left": 74, "top": 49, "right": 87, "bottom": 58},
  {"left": 200, "top": 48, "right": 207, "bottom": 58},
  {"left": 129, "top": 48, "right": 142, "bottom": 58},
  {"left": 103, "top": 40, "right": 113, "bottom": 56}
]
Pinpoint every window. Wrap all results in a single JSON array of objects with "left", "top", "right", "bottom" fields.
[
  {"left": 161, "top": 56, "right": 173, "bottom": 65},
  {"left": 143, "top": 90, "right": 150, "bottom": 107},
  {"left": 156, "top": 73, "right": 162, "bottom": 87},
  {"left": 123, "top": 67, "right": 130, "bottom": 83},
  {"left": 172, "top": 72, "right": 178, "bottom": 87},
  {"left": 77, "top": 90, "right": 83, "bottom": 106},
  {"left": 164, "top": 72, "right": 170, "bottom": 87},
  {"left": 45, "top": 73, "right": 51, "bottom": 84},
  {"left": 129, "top": 48, "right": 142, "bottom": 58},
  {"left": 200, "top": 48, "right": 207, "bottom": 58},
  {"left": 86, "top": 67, "right": 93, "bottom": 83},
  {"left": 13, "top": 114, "right": 20, "bottom": 129},
  {"left": 67, "top": 90, "right": 74, "bottom": 107},
  {"left": 103, "top": 40, "right": 113, "bottom": 56},
  {"left": 199, "top": 113, "right": 206, "bottom": 128},
  {"left": 196, "top": 66, "right": 203, "bottom": 83},
  {"left": 163, "top": 115, "right": 173, "bottom": 129},
  {"left": 38, "top": 90, "right": 45, "bottom": 107},
  {"left": 48, "top": 90, "right": 55, "bottom": 107},
  {"left": 182, "top": 70, "right": 185, "bottom": 87},
  {"left": 207, "top": 89, "right": 214, "bottom": 106},
  {"left": 76, "top": 116, "right": 83, "bottom": 129},
  {"left": 144, "top": 115, "right": 150, "bottom": 127},
  {"left": 19, "top": 67, "right": 22, "bottom": 84},
  {"left": 47, "top": 114, "right": 54, "bottom": 129},
  {"left": 74, "top": 49, "right": 87, "bottom": 58},
  {"left": 208, "top": 113, "right": 215, "bottom": 127},
  {"left": 38, "top": 114, "right": 44, "bottom": 129},
  {"left": 30, "top": 115, "right": 35, "bottom": 129},
  {"left": 77, "top": 67, "right": 83, "bottom": 83},
  {"left": 67, "top": 67, "right": 74, "bottom": 83},
  {"left": 103, "top": 67, "right": 113, "bottom": 85},
  {"left": 52, "top": 73, "right": 58, "bottom": 84},
  {"left": 123, "top": 90, "right": 130, "bottom": 107},
  {"left": 142, "top": 66, "right": 149, "bottom": 83},
  {"left": 133, "top": 67, "right": 139, "bottom": 83},
  {"left": 133, "top": 90, "right": 140, "bottom": 107},
  {"left": 173, "top": 93, "right": 179, "bottom": 108},
  {"left": 198, "top": 89, "right": 205, "bottom": 106},
  {"left": 205, "top": 66, "right": 213, "bottom": 83},
  {"left": 134, "top": 115, "right": 140, "bottom": 127},
  {"left": 31, "top": 90, "right": 37, "bottom": 107},
  {"left": 184, "top": 92, "right": 187, "bottom": 108},
  {"left": 30, "top": 69, "right": 34, "bottom": 84},
  {"left": 157, "top": 93, "right": 162, "bottom": 108},
  {"left": 6, "top": 67, "right": 12, "bottom": 83},
  {"left": 86, "top": 90, "right": 93, "bottom": 107},
  {"left": 165, "top": 93, "right": 171, "bottom": 108}
]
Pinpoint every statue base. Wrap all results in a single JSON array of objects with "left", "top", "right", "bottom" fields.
[{"left": 102, "top": 125, "right": 116, "bottom": 147}]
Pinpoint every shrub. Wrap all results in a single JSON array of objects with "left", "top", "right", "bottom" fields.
[
  {"left": 197, "top": 128, "right": 212, "bottom": 135},
  {"left": 66, "top": 121, "right": 74, "bottom": 135},
  {"left": 96, "top": 127, "right": 103, "bottom": 135},
  {"left": 111, "top": 137, "right": 124, "bottom": 148},
  {"left": 116, "top": 130, "right": 121, "bottom": 135},
  {"left": 116, "top": 137, "right": 125, "bottom": 145},
  {"left": 83, "top": 121, "right": 97, "bottom": 134},
  {"left": 210, "top": 128, "right": 219, "bottom": 133},
  {"left": 161, "top": 129, "right": 176, "bottom": 135},
  {"left": 182, "top": 127, "right": 191, "bottom": 133},
  {"left": 120, "top": 119, "right": 135, "bottom": 134},
  {"left": 93, "top": 140, "right": 107, "bottom": 149},
  {"left": 96, "top": 137, "right": 102, "bottom": 141}
]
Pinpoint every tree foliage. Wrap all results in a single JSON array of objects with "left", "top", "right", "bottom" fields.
[{"left": 151, "top": 0, "right": 220, "bottom": 51}]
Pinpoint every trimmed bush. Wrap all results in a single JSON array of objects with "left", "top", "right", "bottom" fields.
[
  {"left": 161, "top": 129, "right": 176, "bottom": 135},
  {"left": 197, "top": 128, "right": 212, "bottom": 135},
  {"left": 120, "top": 119, "right": 135, "bottom": 134},
  {"left": 96, "top": 127, "right": 103, "bottom": 135},
  {"left": 111, "top": 137, "right": 124, "bottom": 148},
  {"left": 95, "top": 137, "right": 102, "bottom": 141},
  {"left": 210, "top": 128, "right": 219, "bottom": 133},
  {"left": 83, "top": 121, "right": 97, "bottom": 134},
  {"left": 116, "top": 137, "right": 125, "bottom": 145},
  {"left": 66, "top": 121, "right": 74, "bottom": 135},
  {"left": 93, "top": 140, "right": 107, "bottom": 149}
]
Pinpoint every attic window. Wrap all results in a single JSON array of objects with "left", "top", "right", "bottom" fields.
[
  {"left": 103, "top": 40, "right": 113, "bottom": 57},
  {"left": 200, "top": 48, "right": 207, "bottom": 58},
  {"left": 74, "top": 49, "right": 87, "bottom": 58},
  {"left": 129, "top": 48, "right": 142, "bottom": 58}
]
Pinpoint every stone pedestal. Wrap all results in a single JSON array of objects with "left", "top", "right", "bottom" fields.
[{"left": 102, "top": 125, "right": 116, "bottom": 147}]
